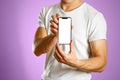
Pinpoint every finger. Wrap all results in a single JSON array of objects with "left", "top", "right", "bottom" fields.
[
  {"left": 50, "top": 26, "right": 58, "bottom": 34},
  {"left": 54, "top": 50, "right": 64, "bottom": 63},
  {"left": 56, "top": 13, "right": 60, "bottom": 19},
  {"left": 51, "top": 15, "right": 58, "bottom": 24},
  {"left": 55, "top": 49, "right": 63, "bottom": 60},
  {"left": 69, "top": 40, "right": 74, "bottom": 53},
  {"left": 56, "top": 43, "right": 66, "bottom": 59},
  {"left": 54, "top": 51, "right": 60, "bottom": 62},
  {"left": 50, "top": 20, "right": 58, "bottom": 29}
]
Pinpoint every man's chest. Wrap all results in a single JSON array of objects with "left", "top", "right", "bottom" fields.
[{"left": 46, "top": 11, "right": 89, "bottom": 41}]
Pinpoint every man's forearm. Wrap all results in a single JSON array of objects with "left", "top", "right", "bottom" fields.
[
  {"left": 75, "top": 57, "right": 106, "bottom": 72},
  {"left": 34, "top": 34, "right": 57, "bottom": 56}
]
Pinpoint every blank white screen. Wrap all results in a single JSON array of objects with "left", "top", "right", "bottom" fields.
[{"left": 58, "top": 18, "right": 71, "bottom": 44}]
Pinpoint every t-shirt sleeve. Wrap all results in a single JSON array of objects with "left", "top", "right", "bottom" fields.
[
  {"left": 38, "top": 8, "right": 46, "bottom": 27},
  {"left": 88, "top": 13, "right": 107, "bottom": 42}
]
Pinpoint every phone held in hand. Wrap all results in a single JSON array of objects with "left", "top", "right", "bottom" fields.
[{"left": 58, "top": 17, "right": 72, "bottom": 44}]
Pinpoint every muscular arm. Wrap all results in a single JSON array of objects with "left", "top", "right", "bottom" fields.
[
  {"left": 76, "top": 39, "right": 107, "bottom": 72},
  {"left": 54, "top": 39, "right": 107, "bottom": 72},
  {"left": 33, "top": 27, "right": 57, "bottom": 56}
]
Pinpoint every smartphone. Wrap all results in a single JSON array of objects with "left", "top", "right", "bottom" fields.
[{"left": 58, "top": 17, "right": 72, "bottom": 44}]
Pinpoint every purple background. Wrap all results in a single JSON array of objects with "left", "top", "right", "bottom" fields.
[{"left": 0, "top": 0, "right": 119, "bottom": 80}]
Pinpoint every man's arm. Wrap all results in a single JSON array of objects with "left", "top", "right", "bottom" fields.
[
  {"left": 33, "top": 14, "right": 60, "bottom": 56},
  {"left": 54, "top": 39, "right": 107, "bottom": 72},
  {"left": 33, "top": 27, "right": 57, "bottom": 56},
  {"left": 76, "top": 39, "right": 107, "bottom": 72}
]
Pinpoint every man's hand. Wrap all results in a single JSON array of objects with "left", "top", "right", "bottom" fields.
[
  {"left": 54, "top": 40, "right": 79, "bottom": 67},
  {"left": 50, "top": 13, "right": 60, "bottom": 37}
]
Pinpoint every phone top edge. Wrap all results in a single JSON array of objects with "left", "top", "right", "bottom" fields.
[{"left": 59, "top": 17, "right": 72, "bottom": 19}]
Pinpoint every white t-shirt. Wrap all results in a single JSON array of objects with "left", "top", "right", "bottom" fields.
[{"left": 38, "top": 2, "right": 107, "bottom": 80}]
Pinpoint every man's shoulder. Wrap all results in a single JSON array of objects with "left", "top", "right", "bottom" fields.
[
  {"left": 42, "top": 3, "right": 59, "bottom": 13},
  {"left": 84, "top": 3, "right": 103, "bottom": 19}
]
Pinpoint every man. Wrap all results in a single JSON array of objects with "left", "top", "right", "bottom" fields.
[{"left": 33, "top": 0, "right": 107, "bottom": 80}]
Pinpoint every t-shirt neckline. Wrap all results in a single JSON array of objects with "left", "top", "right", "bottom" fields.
[{"left": 58, "top": 2, "right": 86, "bottom": 14}]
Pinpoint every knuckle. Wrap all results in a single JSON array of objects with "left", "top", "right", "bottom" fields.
[
  {"left": 51, "top": 21, "right": 54, "bottom": 25},
  {"left": 50, "top": 20, "right": 53, "bottom": 23},
  {"left": 52, "top": 15, "right": 55, "bottom": 20},
  {"left": 51, "top": 15, "right": 54, "bottom": 18},
  {"left": 53, "top": 17, "right": 58, "bottom": 23},
  {"left": 50, "top": 25, "right": 53, "bottom": 28}
]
